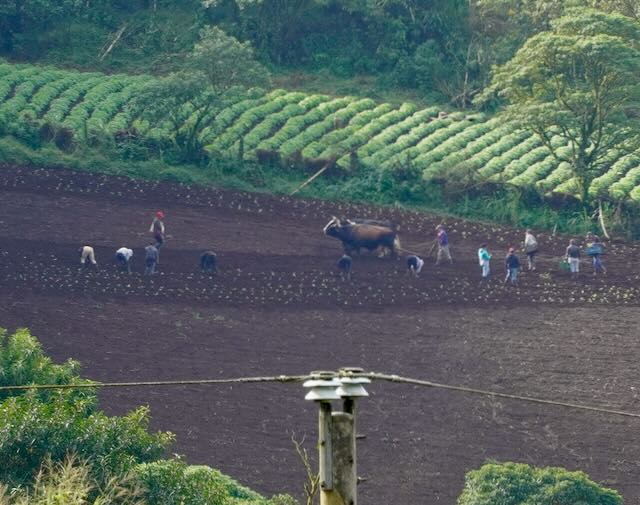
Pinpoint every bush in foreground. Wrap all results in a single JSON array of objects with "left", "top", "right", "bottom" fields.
[
  {"left": 0, "top": 327, "right": 297, "bottom": 504},
  {"left": 458, "top": 462, "right": 621, "bottom": 505}
]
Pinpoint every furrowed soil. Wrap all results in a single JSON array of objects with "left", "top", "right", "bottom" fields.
[{"left": 1, "top": 164, "right": 639, "bottom": 503}]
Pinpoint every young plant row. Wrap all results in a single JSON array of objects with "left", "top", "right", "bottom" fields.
[{"left": 2, "top": 63, "right": 640, "bottom": 201}]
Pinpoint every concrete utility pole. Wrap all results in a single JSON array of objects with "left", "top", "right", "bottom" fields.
[{"left": 304, "top": 369, "right": 370, "bottom": 505}]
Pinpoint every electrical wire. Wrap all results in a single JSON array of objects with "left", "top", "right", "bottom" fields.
[
  {"left": 362, "top": 372, "right": 640, "bottom": 419},
  {"left": 0, "top": 375, "right": 308, "bottom": 391},
  {"left": 1, "top": 371, "right": 639, "bottom": 419}
]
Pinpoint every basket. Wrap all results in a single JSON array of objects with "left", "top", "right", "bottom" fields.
[{"left": 559, "top": 259, "right": 570, "bottom": 271}]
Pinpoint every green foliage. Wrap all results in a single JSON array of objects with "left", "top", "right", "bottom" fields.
[
  {"left": 479, "top": 8, "right": 640, "bottom": 205},
  {"left": 0, "top": 394, "right": 173, "bottom": 487},
  {"left": 0, "top": 327, "right": 92, "bottom": 402},
  {"left": 0, "top": 456, "right": 144, "bottom": 505},
  {"left": 133, "top": 459, "right": 297, "bottom": 505},
  {"left": 457, "top": 461, "right": 621, "bottom": 505}
]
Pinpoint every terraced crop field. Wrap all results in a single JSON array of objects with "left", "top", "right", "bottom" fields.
[{"left": 1, "top": 62, "right": 640, "bottom": 202}]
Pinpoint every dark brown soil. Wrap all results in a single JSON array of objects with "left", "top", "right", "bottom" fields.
[{"left": 1, "top": 164, "right": 639, "bottom": 504}]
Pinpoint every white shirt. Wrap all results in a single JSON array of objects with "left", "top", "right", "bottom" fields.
[
  {"left": 116, "top": 247, "right": 133, "bottom": 260},
  {"left": 524, "top": 233, "right": 538, "bottom": 250}
]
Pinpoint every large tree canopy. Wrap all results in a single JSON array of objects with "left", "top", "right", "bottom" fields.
[{"left": 478, "top": 8, "right": 640, "bottom": 204}]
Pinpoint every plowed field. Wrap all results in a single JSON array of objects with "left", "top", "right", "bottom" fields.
[{"left": 1, "top": 164, "right": 639, "bottom": 504}]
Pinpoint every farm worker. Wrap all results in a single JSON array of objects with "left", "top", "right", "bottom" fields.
[
  {"left": 523, "top": 229, "right": 538, "bottom": 271},
  {"left": 588, "top": 236, "right": 606, "bottom": 275},
  {"left": 336, "top": 254, "right": 352, "bottom": 281},
  {"left": 115, "top": 247, "right": 133, "bottom": 273},
  {"left": 200, "top": 251, "right": 217, "bottom": 273},
  {"left": 406, "top": 255, "right": 425, "bottom": 277},
  {"left": 144, "top": 244, "right": 159, "bottom": 275},
  {"left": 435, "top": 225, "right": 452, "bottom": 265},
  {"left": 478, "top": 243, "right": 492, "bottom": 278},
  {"left": 79, "top": 245, "right": 98, "bottom": 270},
  {"left": 565, "top": 239, "right": 581, "bottom": 279},
  {"left": 149, "top": 210, "right": 166, "bottom": 260},
  {"left": 504, "top": 247, "right": 520, "bottom": 285}
]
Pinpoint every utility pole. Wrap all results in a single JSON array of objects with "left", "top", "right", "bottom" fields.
[{"left": 304, "top": 369, "right": 370, "bottom": 505}]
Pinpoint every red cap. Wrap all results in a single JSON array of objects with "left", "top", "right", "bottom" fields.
[{"left": 155, "top": 211, "right": 165, "bottom": 219}]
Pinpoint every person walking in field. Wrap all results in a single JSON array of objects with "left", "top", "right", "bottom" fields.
[
  {"left": 504, "top": 247, "right": 520, "bottom": 286},
  {"left": 149, "top": 211, "right": 166, "bottom": 261},
  {"left": 336, "top": 254, "right": 352, "bottom": 281},
  {"left": 435, "top": 225, "right": 452, "bottom": 265},
  {"left": 478, "top": 243, "right": 492, "bottom": 279},
  {"left": 406, "top": 255, "right": 425, "bottom": 277},
  {"left": 565, "top": 239, "right": 581, "bottom": 280},
  {"left": 587, "top": 236, "right": 606, "bottom": 275},
  {"left": 115, "top": 247, "right": 133, "bottom": 273},
  {"left": 79, "top": 245, "right": 98, "bottom": 270},
  {"left": 523, "top": 229, "right": 538, "bottom": 271},
  {"left": 144, "top": 244, "right": 159, "bottom": 275},
  {"left": 200, "top": 251, "right": 217, "bottom": 274}
]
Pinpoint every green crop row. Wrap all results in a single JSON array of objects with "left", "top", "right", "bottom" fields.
[
  {"left": 508, "top": 141, "right": 568, "bottom": 187},
  {"left": 198, "top": 89, "right": 269, "bottom": 145},
  {"left": 424, "top": 121, "right": 521, "bottom": 177},
  {"left": 207, "top": 90, "right": 302, "bottom": 153},
  {"left": 305, "top": 101, "right": 389, "bottom": 159},
  {"left": 498, "top": 145, "right": 554, "bottom": 182},
  {"left": 276, "top": 97, "right": 361, "bottom": 157},
  {"left": 477, "top": 136, "right": 541, "bottom": 179},
  {"left": 608, "top": 163, "right": 640, "bottom": 200},
  {"left": 4, "top": 62, "right": 640, "bottom": 202},
  {"left": 383, "top": 115, "right": 471, "bottom": 169},
  {"left": 328, "top": 103, "right": 418, "bottom": 163},
  {"left": 418, "top": 115, "right": 491, "bottom": 175},
  {"left": 42, "top": 76, "right": 103, "bottom": 125},
  {"left": 355, "top": 106, "right": 440, "bottom": 163},
  {"left": 62, "top": 78, "right": 130, "bottom": 137},
  {"left": 589, "top": 153, "right": 637, "bottom": 198},
  {"left": 21, "top": 75, "right": 76, "bottom": 119},
  {"left": 366, "top": 116, "right": 452, "bottom": 168},
  {"left": 86, "top": 78, "right": 147, "bottom": 135},
  {"left": 0, "top": 70, "right": 61, "bottom": 131}
]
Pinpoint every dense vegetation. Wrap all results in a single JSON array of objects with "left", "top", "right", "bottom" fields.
[
  {"left": 0, "top": 327, "right": 295, "bottom": 505},
  {"left": 458, "top": 462, "right": 621, "bottom": 505},
  {"left": 1, "top": 0, "right": 640, "bottom": 238},
  {"left": 2, "top": 60, "right": 640, "bottom": 209}
]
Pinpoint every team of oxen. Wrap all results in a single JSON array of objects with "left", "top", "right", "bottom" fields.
[{"left": 323, "top": 216, "right": 411, "bottom": 280}]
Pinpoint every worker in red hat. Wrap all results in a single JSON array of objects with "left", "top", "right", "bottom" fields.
[{"left": 149, "top": 210, "right": 166, "bottom": 262}]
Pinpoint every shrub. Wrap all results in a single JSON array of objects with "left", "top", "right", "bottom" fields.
[
  {"left": 134, "top": 460, "right": 297, "bottom": 505},
  {"left": 457, "top": 462, "right": 621, "bottom": 505},
  {"left": 0, "top": 327, "right": 91, "bottom": 403},
  {"left": 0, "top": 394, "right": 173, "bottom": 487},
  {"left": 0, "top": 456, "right": 144, "bottom": 505}
]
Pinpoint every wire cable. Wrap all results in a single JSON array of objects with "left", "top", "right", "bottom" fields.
[
  {"left": 1, "top": 371, "right": 639, "bottom": 419},
  {"left": 362, "top": 372, "right": 640, "bottom": 419},
  {"left": 0, "top": 375, "right": 309, "bottom": 391}
]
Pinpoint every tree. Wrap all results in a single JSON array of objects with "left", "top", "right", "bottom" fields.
[
  {"left": 477, "top": 8, "right": 640, "bottom": 206},
  {"left": 190, "top": 25, "right": 270, "bottom": 92},
  {"left": 457, "top": 462, "right": 621, "bottom": 505},
  {"left": 133, "top": 26, "right": 269, "bottom": 161}
]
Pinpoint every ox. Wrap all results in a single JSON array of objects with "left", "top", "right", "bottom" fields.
[{"left": 323, "top": 216, "right": 401, "bottom": 258}]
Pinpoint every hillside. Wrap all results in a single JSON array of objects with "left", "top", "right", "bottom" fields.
[{"left": 2, "top": 62, "right": 640, "bottom": 205}]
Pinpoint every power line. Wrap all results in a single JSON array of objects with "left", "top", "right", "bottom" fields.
[
  {"left": 1, "top": 371, "right": 639, "bottom": 420},
  {"left": 0, "top": 375, "right": 308, "bottom": 391},
  {"left": 364, "top": 372, "right": 640, "bottom": 419}
]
